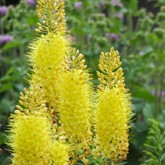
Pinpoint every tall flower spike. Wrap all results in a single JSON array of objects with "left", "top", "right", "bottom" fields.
[
  {"left": 57, "top": 48, "right": 93, "bottom": 151},
  {"left": 95, "top": 47, "right": 132, "bottom": 162},
  {"left": 36, "top": 0, "right": 66, "bottom": 35}
]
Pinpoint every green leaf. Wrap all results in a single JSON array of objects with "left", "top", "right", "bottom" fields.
[
  {"left": 139, "top": 46, "right": 153, "bottom": 56},
  {"left": 27, "top": 14, "right": 38, "bottom": 25},
  {"left": 141, "top": 120, "right": 165, "bottom": 165},
  {"left": 134, "top": 86, "right": 155, "bottom": 102},
  {"left": 2, "top": 41, "right": 18, "bottom": 51},
  {"left": 0, "top": 83, "right": 13, "bottom": 93},
  {"left": 0, "top": 133, "right": 7, "bottom": 145},
  {"left": 123, "top": 0, "right": 138, "bottom": 15},
  {"left": 129, "top": 0, "right": 138, "bottom": 14},
  {"left": 143, "top": 103, "right": 155, "bottom": 121}
]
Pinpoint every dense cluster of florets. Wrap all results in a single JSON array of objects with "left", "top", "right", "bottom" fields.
[{"left": 7, "top": 0, "right": 132, "bottom": 164}]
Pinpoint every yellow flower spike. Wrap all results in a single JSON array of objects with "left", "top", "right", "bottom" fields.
[
  {"left": 8, "top": 114, "right": 52, "bottom": 165},
  {"left": 57, "top": 48, "right": 93, "bottom": 150},
  {"left": 36, "top": 0, "right": 66, "bottom": 35},
  {"left": 95, "top": 47, "right": 132, "bottom": 162},
  {"left": 29, "top": 33, "right": 70, "bottom": 71},
  {"left": 28, "top": 32, "right": 70, "bottom": 111},
  {"left": 29, "top": 0, "right": 70, "bottom": 112}
]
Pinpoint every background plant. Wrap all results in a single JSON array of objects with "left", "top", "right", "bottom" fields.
[{"left": 141, "top": 120, "right": 165, "bottom": 165}]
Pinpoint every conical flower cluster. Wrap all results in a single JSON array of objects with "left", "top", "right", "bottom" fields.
[
  {"left": 28, "top": 0, "right": 70, "bottom": 111},
  {"left": 57, "top": 48, "right": 93, "bottom": 150},
  {"left": 8, "top": 85, "right": 69, "bottom": 165},
  {"left": 7, "top": 0, "right": 133, "bottom": 164},
  {"left": 95, "top": 48, "right": 132, "bottom": 162}
]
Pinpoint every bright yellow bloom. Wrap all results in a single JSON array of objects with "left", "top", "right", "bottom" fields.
[
  {"left": 95, "top": 88, "right": 131, "bottom": 161},
  {"left": 95, "top": 48, "right": 132, "bottom": 162},
  {"left": 8, "top": 114, "right": 52, "bottom": 165},
  {"left": 28, "top": 0, "right": 70, "bottom": 112},
  {"left": 8, "top": 113, "right": 70, "bottom": 165},
  {"left": 28, "top": 33, "right": 70, "bottom": 111},
  {"left": 57, "top": 49, "right": 93, "bottom": 150},
  {"left": 29, "top": 33, "right": 69, "bottom": 71}
]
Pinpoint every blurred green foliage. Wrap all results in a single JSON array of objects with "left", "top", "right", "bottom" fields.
[
  {"left": 0, "top": 0, "right": 165, "bottom": 164},
  {"left": 141, "top": 120, "right": 165, "bottom": 165}
]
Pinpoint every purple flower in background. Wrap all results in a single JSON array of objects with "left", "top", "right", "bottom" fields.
[
  {"left": 26, "top": 0, "right": 35, "bottom": 6},
  {"left": 0, "top": 6, "right": 8, "bottom": 16},
  {"left": 74, "top": 2, "right": 82, "bottom": 9},
  {"left": 114, "top": 13, "right": 124, "bottom": 20},
  {"left": 111, "top": 33, "right": 119, "bottom": 41},
  {"left": 152, "top": 90, "right": 165, "bottom": 97},
  {"left": 161, "top": 91, "right": 165, "bottom": 97},
  {"left": 105, "top": 32, "right": 111, "bottom": 39},
  {"left": 0, "top": 35, "right": 13, "bottom": 45},
  {"left": 111, "top": 0, "right": 123, "bottom": 7},
  {"left": 99, "top": 1, "right": 105, "bottom": 8},
  {"left": 105, "top": 33, "right": 119, "bottom": 41}
]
